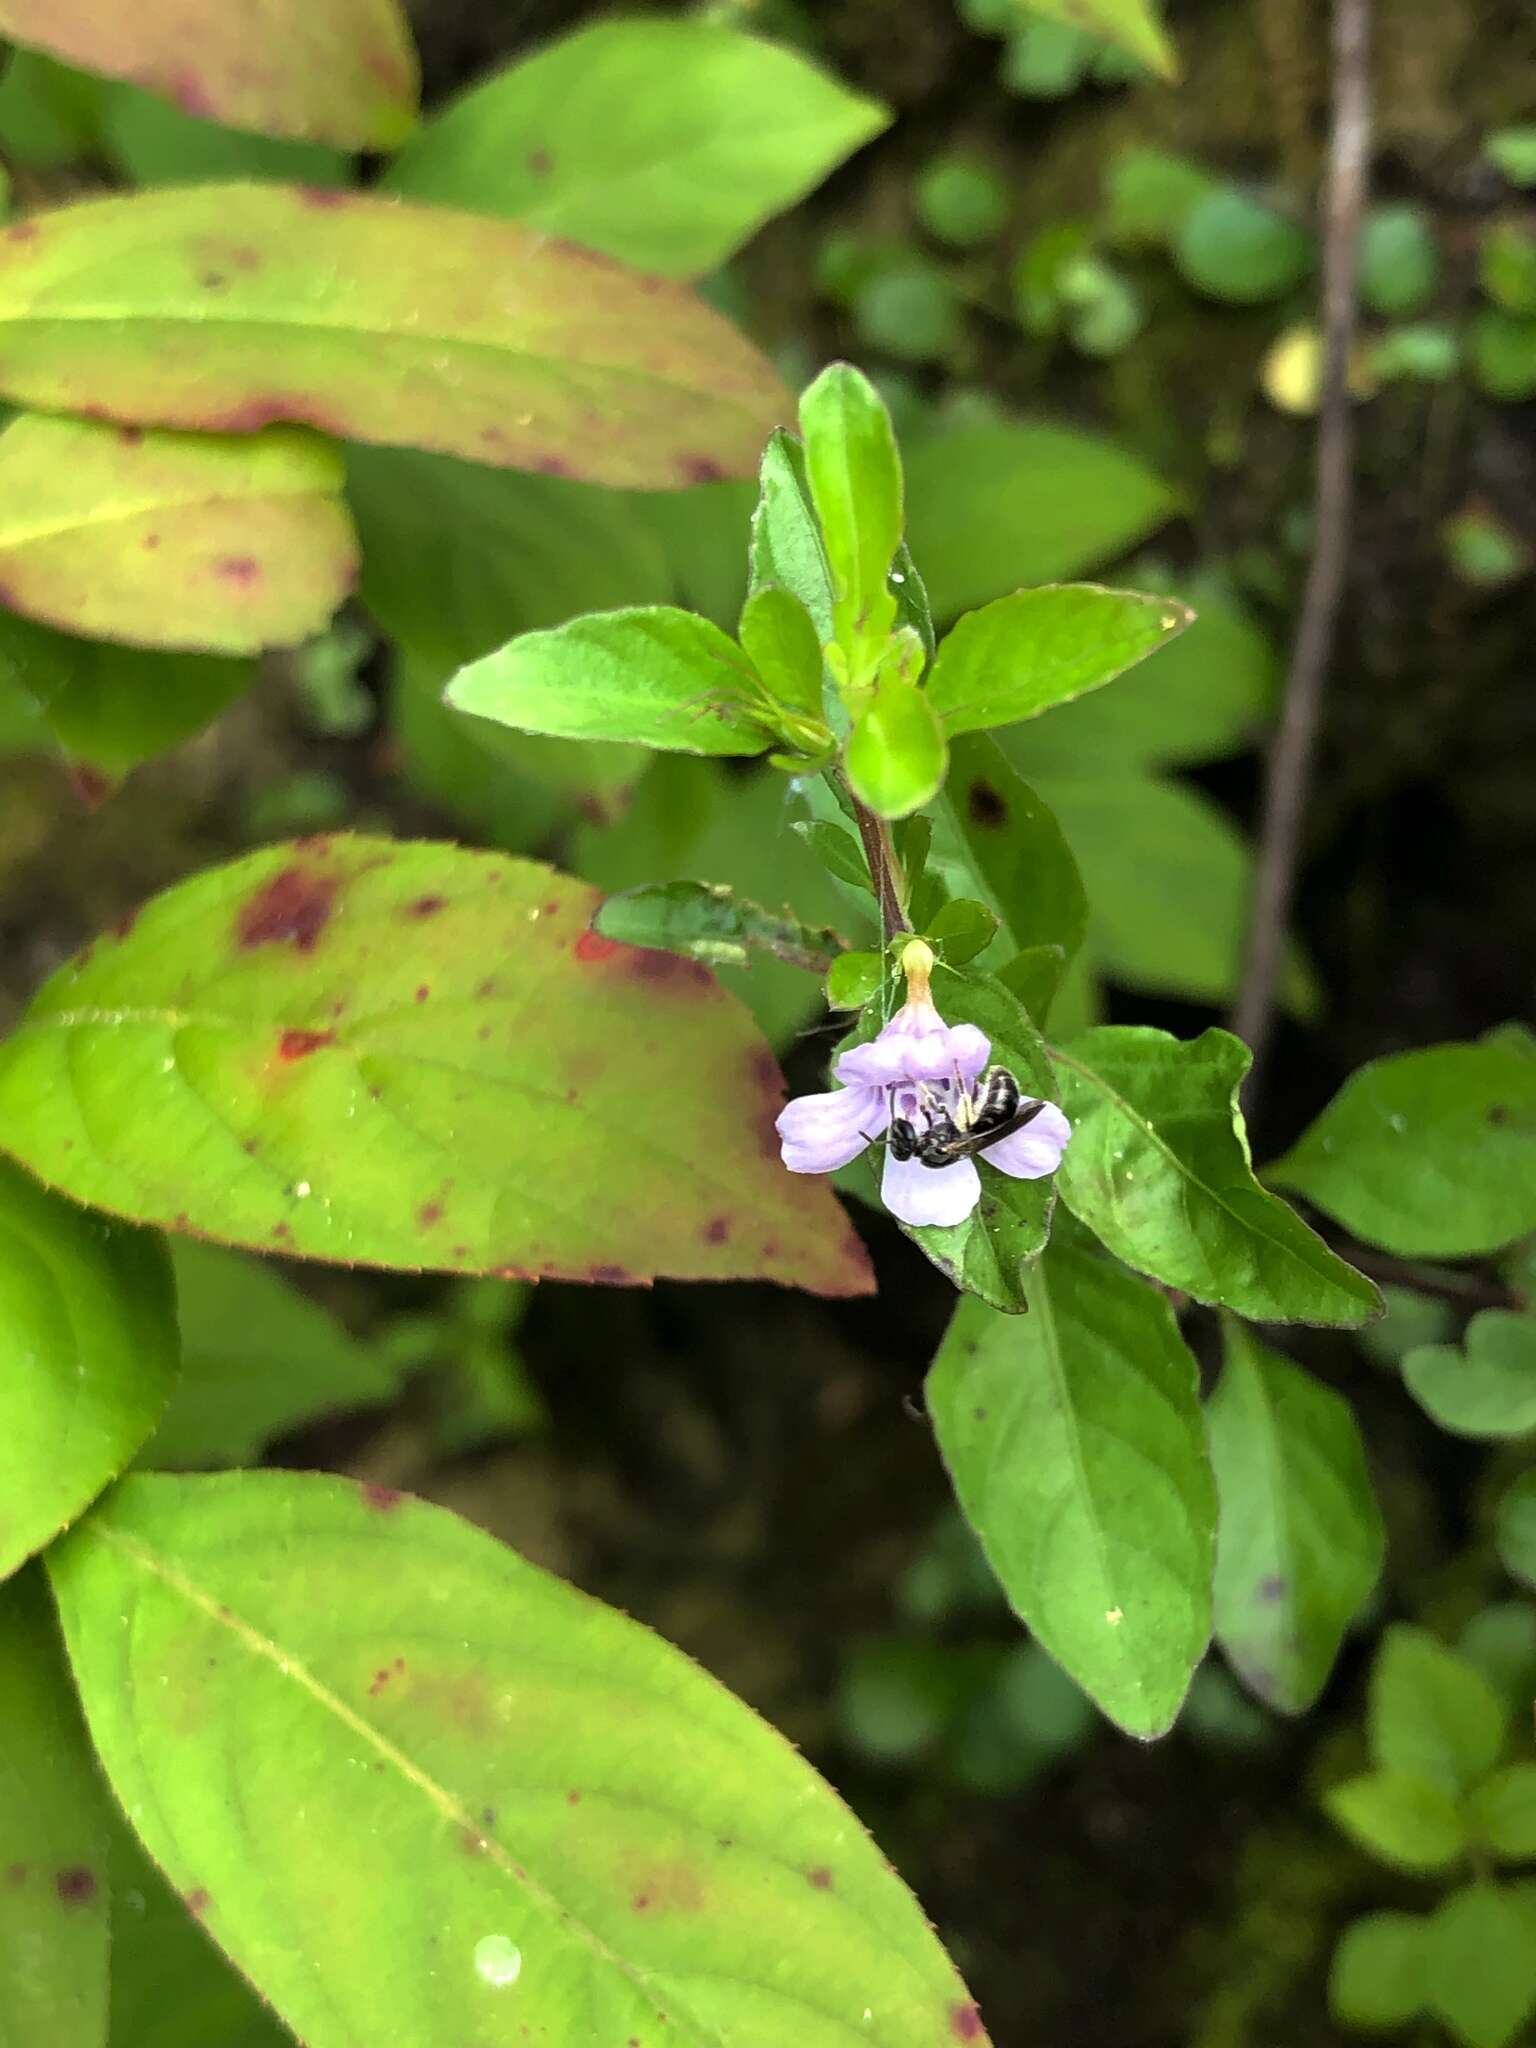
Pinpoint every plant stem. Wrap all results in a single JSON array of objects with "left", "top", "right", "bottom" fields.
[
  {"left": 843, "top": 779, "right": 910, "bottom": 941},
  {"left": 1233, "top": 0, "right": 1372, "bottom": 1096}
]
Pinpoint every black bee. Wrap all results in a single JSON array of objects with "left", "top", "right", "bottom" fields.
[{"left": 888, "top": 1064, "right": 1047, "bottom": 1170}]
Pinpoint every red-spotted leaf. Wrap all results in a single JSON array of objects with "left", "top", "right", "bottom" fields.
[
  {"left": 50, "top": 1469, "right": 992, "bottom": 2048},
  {"left": 0, "top": 836, "right": 871, "bottom": 1296},
  {"left": 0, "top": 412, "right": 356, "bottom": 653},
  {"left": 0, "top": 0, "right": 417, "bottom": 149},
  {"left": 0, "top": 184, "right": 790, "bottom": 489}
]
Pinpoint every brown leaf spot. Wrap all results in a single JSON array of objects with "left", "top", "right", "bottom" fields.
[
  {"left": 419, "top": 1201, "right": 444, "bottom": 1228},
  {"left": 142, "top": 532, "right": 161, "bottom": 549},
  {"left": 807, "top": 1866, "right": 833, "bottom": 1889},
  {"left": 201, "top": 271, "right": 227, "bottom": 290},
  {"left": 215, "top": 555, "right": 261, "bottom": 586},
  {"left": 625, "top": 1861, "right": 705, "bottom": 1914},
  {"left": 271, "top": 1221, "right": 292, "bottom": 1240},
  {"left": 415, "top": 984, "right": 430, "bottom": 1003},
  {"left": 277, "top": 1027, "right": 335, "bottom": 1060},
  {"left": 406, "top": 894, "right": 447, "bottom": 918},
  {"left": 587, "top": 1265, "right": 632, "bottom": 1287},
  {"left": 528, "top": 148, "right": 553, "bottom": 175},
  {"left": 566, "top": 1789, "right": 582, "bottom": 1805},
  {"left": 1489, "top": 1103, "right": 1509, "bottom": 1126},
  {"left": 237, "top": 866, "right": 339, "bottom": 952},
  {"left": 574, "top": 930, "right": 621, "bottom": 964},
  {"left": 679, "top": 454, "right": 727, "bottom": 485},
  {"left": 5, "top": 1863, "right": 26, "bottom": 1885},
  {"left": 460, "top": 1827, "right": 489, "bottom": 1856},
  {"left": 361, "top": 1482, "right": 404, "bottom": 1513},
  {"left": 476, "top": 976, "right": 498, "bottom": 997},
  {"left": 950, "top": 2003, "right": 985, "bottom": 2041},
  {"left": 118, "top": 425, "right": 144, "bottom": 447},
  {"left": 368, "top": 1656, "right": 406, "bottom": 1697},
  {"left": 966, "top": 779, "right": 1007, "bottom": 828},
  {"left": 1257, "top": 1574, "right": 1287, "bottom": 1603},
  {"left": 5, "top": 220, "right": 38, "bottom": 242},
  {"left": 185, "top": 1886, "right": 211, "bottom": 1916},
  {"left": 535, "top": 453, "right": 572, "bottom": 478},
  {"left": 168, "top": 68, "right": 216, "bottom": 118},
  {"left": 112, "top": 905, "right": 140, "bottom": 940},
  {"left": 69, "top": 764, "right": 111, "bottom": 810},
  {"left": 702, "top": 1215, "right": 731, "bottom": 1244},
  {"left": 55, "top": 1867, "right": 97, "bottom": 1906},
  {"left": 297, "top": 185, "right": 350, "bottom": 208}
]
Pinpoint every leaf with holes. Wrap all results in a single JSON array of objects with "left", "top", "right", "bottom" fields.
[
  {"left": 49, "top": 1469, "right": 992, "bottom": 2048},
  {"left": 0, "top": 412, "right": 356, "bottom": 654},
  {"left": 0, "top": 1566, "right": 111, "bottom": 2048},
  {"left": 1269, "top": 1041, "right": 1536, "bottom": 1258},
  {"left": 927, "top": 1235, "right": 1215, "bottom": 1737},
  {"left": 0, "top": 184, "right": 789, "bottom": 489},
  {"left": 383, "top": 16, "right": 887, "bottom": 278},
  {"left": 0, "top": 1154, "right": 175, "bottom": 1583},
  {"left": 0, "top": 0, "right": 417, "bottom": 148},
  {"left": 1052, "top": 1026, "right": 1381, "bottom": 1325},
  {"left": 0, "top": 835, "right": 871, "bottom": 1297},
  {"left": 1208, "top": 1322, "right": 1384, "bottom": 1713}
]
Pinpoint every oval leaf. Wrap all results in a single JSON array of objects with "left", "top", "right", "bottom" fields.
[
  {"left": 446, "top": 608, "right": 774, "bottom": 757},
  {"left": 927, "top": 1235, "right": 1216, "bottom": 1737},
  {"left": 1017, "top": 0, "right": 1176, "bottom": 79},
  {"left": 0, "top": 1154, "right": 175, "bottom": 1583},
  {"left": 930, "top": 734, "right": 1087, "bottom": 979},
  {"left": 0, "top": 0, "right": 417, "bottom": 149},
  {"left": 0, "top": 412, "right": 356, "bottom": 653},
  {"left": 0, "top": 1566, "right": 111, "bottom": 2048},
  {"left": 925, "top": 584, "right": 1193, "bottom": 738},
  {"left": 1268, "top": 1040, "right": 1536, "bottom": 1258},
  {"left": 799, "top": 363, "right": 902, "bottom": 661},
  {"left": 0, "top": 836, "right": 870, "bottom": 1297},
  {"left": 1402, "top": 1310, "right": 1536, "bottom": 1439},
  {"left": 383, "top": 17, "right": 887, "bottom": 278},
  {"left": 1052, "top": 1026, "right": 1382, "bottom": 1326},
  {"left": 1209, "top": 1322, "right": 1384, "bottom": 1713},
  {"left": 49, "top": 1469, "right": 991, "bottom": 2048},
  {"left": 0, "top": 184, "right": 789, "bottom": 489},
  {"left": 844, "top": 674, "right": 945, "bottom": 819}
]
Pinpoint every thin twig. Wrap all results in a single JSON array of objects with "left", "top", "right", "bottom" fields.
[
  {"left": 1232, "top": 0, "right": 1372, "bottom": 1095},
  {"left": 842, "top": 779, "right": 910, "bottom": 942}
]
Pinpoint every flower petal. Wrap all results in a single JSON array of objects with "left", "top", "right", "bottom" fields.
[
  {"left": 982, "top": 1102, "right": 1072, "bottom": 1180},
  {"left": 881, "top": 1147, "right": 982, "bottom": 1227},
  {"left": 776, "top": 1084, "right": 886, "bottom": 1174},
  {"left": 834, "top": 1036, "right": 910, "bottom": 1087},
  {"left": 948, "top": 1024, "right": 991, "bottom": 1079}
]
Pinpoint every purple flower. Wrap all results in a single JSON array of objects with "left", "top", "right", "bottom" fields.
[{"left": 776, "top": 946, "right": 1071, "bottom": 1229}]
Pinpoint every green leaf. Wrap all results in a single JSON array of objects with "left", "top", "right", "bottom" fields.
[
  {"left": 1008, "top": 575, "right": 1276, "bottom": 772},
  {"left": 1402, "top": 1311, "right": 1536, "bottom": 1439},
  {"left": 1482, "top": 222, "right": 1536, "bottom": 317},
  {"left": 0, "top": 183, "right": 788, "bottom": 490},
  {"left": 0, "top": 608, "right": 251, "bottom": 776},
  {"left": 145, "top": 1241, "right": 404, "bottom": 1469},
  {"left": 845, "top": 672, "right": 946, "bottom": 819},
  {"left": 1471, "top": 309, "right": 1536, "bottom": 400},
  {"left": 348, "top": 447, "right": 672, "bottom": 669},
  {"left": 931, "top": 734, "right": 1088, "bottom": 974},
  {"left": 50, "top": 1469, "right": 989, "bottom": 2048},
  {"left": 996, "top": 945, "right": 1069, "bottom": 1023},
  {"left": 1358, "top": 1282, "right": 1456, "bottom": 1368},
  {"left": 798, "top": 363, "right": 903, "bottom": 663},
  {"left": 873, "top": 964, "right": 1061, "bottom": 1313},
  {"left": 1102, "top": 146, "right": 1215, "bottom": 249},
  {"left": 1459, "top": 1606, "right": 1536, "bottom": 1712},
  {"left": 1370, "top": 1624, "right": 1508, "bottom": 1795},
  {"left": 826, "top": 950, "right": 883, "bottom": 1010},
  {"left": 383, "top": 17, "right": 886, "bottom": 278},
  {"left": 1175, "top": 187, "right": 1313, "bottom": 304},
  {"left": 925, "top": 898, "right": 1002, "bottom": 968},
  {"left": 736, "top": 586, "right": 826, "bottom": 727},
  {"left": 0, "top": 1154, "right": 175, "bottom": 1582},
  {"left": 1466, "top": 1765, "right": 1536, "bottom": 1864},
  {"left": 927, "top": 1236, "right": 1215, "bottom": 1738},
  {"left": 795, "top": 817, "right": 873, "bottom": 894},
  {"left": 1027, "top": 770, "right": 1315, "bottom": 1015},
  {"left": 1324, "top": 1769, "right": 1467, "bottom": 1873},
  {"left": 446, "top": 608, "right": 775, "bottom": 758},
  {"left": 0, "top": 48, "right": 102, "bottom": 169},
  {"left": 746, "top": 430, "right": 835, "bottom": 644},
  {"left": 1013, "top": 0, "right": 1175, "bottom": 77},
  {"left": 1424, "top": 1885, "right": 1536, "bottom": 2048},
  {"left": 0, "top": 835, "right": 872, "bottom": 1297},
  {"left": 914, "top": 153, "right": 1009, "bottom": 248},
  {"left": 1496, "top": 1470, "right": 1536, "bottom": 1590},
  {"left": 0, "top": 1566, "right": 110, "bottom": 2048},
  {"left": 0, "top": 0, "right": 417, "bottom": 148},
  {"left": 1361, "top": 203, "right": 1440, "bottom": 318},
  {"left": 1052, "top": 1027, "right": 1381, "bottom": 1325},
  {"left": 96, "top": 77, "right": 353, "bottom": 189},
  {"left": 1329, "top": 1911, "right": 1429, "bottom": 2028},
  {"left": 1268, "top": 1040, "right": 1536, "bottom": 1258},
  {"left": 925, "top": 583, "right": 1192, "bottom": 737},
  {"left": 1488, "top": 127, "right": 1536, "bottom": 188},
  {"left": 905, "top": 421, "right": 1178, "bottom": 620},
  {"left": 592, "top": 881, "right": 841, "bottom": 973},
  {"left": 1208, "top": 1322, "right": 1384, "bottom": 1712},
  {"left": 0, "top": 413, "right": 356, "bottom": 654}
]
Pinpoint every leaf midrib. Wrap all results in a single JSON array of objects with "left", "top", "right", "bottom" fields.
[{"left": 0, "top": 485, "right": 327, "bottom": 557}]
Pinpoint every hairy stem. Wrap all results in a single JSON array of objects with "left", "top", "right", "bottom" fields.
[
  {"left": 1233, "top": 0, "right": 1372, "bottom": 1094},
  {"left": 843, "top": 780, "right": 910, "bottom": 941}
]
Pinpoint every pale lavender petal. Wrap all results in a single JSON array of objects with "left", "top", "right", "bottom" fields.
[
  {"left": 777, "top": 1084, "right": 887, "bottom": 1174},
  {"left": 982, "top": 1102, "right": 1072, "bottom": 1180},
  {"left": 881, "top": 1148, "right": 982, "bottom": 1227},
  {"left": 947, "top": 1024, "right": 990, "bottom": 1079},
  {"left": 834, "top": 1036, "right": 910, "bottom": 1087},
  {"left": 903, "top": 1029, "right": 954, "bottom": 1080}
]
